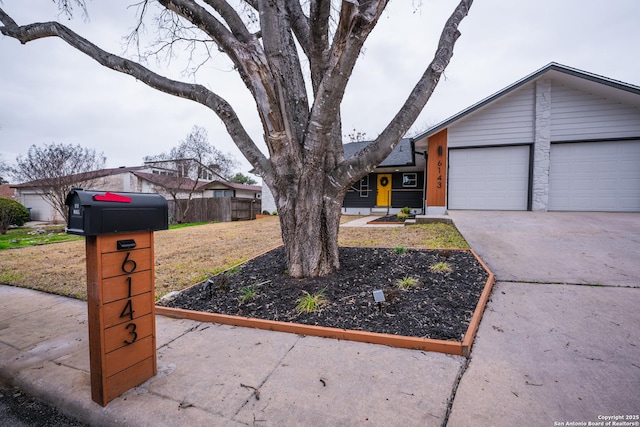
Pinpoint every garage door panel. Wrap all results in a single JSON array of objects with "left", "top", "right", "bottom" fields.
[
  {"left": 549, "top": 140, "right": 640, "bottom": 212},
  {"left": 22, "top": 195, "right": 52, "bottom": 221},
  {"left": 448, "top": 145, "right": 530, "bottom": 210}
]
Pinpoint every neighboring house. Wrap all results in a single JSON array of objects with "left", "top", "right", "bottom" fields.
[
  {"left": 0, "top": 184, "right": 15, "bottom": 199},
  {"left": 12, "top": 166, "right": 148, "bottom": 222},
  {"left": 340, "top": 62, "right": 640, "bottom": 215},
  {"left": 200, "top": 180, "right": 262, "bottom": 199},
  {"left": 12, "top": 164, "right": 261, "bottom": 222}
]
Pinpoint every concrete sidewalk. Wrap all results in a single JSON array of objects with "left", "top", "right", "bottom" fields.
[
  {"left": 340, "top": 215, "right": 405, "bottom": 227},
  {"left": 0, "top": 285, "right": 464, "bottom": 426}
]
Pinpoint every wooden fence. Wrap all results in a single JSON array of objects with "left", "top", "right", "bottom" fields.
[{"left": 167, "top": 198, "right": 261, "bottom": 224}]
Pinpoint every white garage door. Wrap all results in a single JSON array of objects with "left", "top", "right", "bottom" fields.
[
  {"left": 22, "top": 194, "right": 54, "bottom": 221},
  {"left": 448, "top": 145, "right": 530, "bottom": 210},
  {"left": 549, "top": 140, "right": 640, "bottom": 212}
]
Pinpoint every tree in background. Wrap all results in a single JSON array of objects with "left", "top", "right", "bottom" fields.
[
  {"left": 230, "top": 172, "right": 258, "bottom": 186},
  {"left": 345, "top": 129, "right": 368, "bottom": 143},
  {"left": 0, "top": 1, "right": 473, "bottom": 277},
  {"left": 144, "top": 125, "right": 239, "bottom": 180},
  {"left": 0, "top": 155, "right": 9, "bottom": 184},
  {"left": 9, "top": 143, "right": 106, "bottom": 222},
  {"left": 144, "top": 125, "right": 239, "bottom": 222}
]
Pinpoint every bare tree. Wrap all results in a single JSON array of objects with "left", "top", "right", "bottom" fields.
[
  {"left": 1, "top": 1, "right": 473, "bottom": 278},
  {"left": 0, "top": 154, "right": 9, "bottom": 184},
  {"left": 144, "top": 125, "right": 239, "bottom": 222},
  {"left": 9, "top": 143, "right": 106, "bottom": 222},
  {"left": 145, "top": 125, "right": 239, "bottom": 180}
]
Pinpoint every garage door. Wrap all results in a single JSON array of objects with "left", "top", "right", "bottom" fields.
[
  {"left": 448, "top": 145, "right": 530, "bottom": 210},
  {"left": 549, "top": 140, "right": 640, "bottom": 212},
  {"left": 22, "top": 194, "right": 53, "bottom": 221}
]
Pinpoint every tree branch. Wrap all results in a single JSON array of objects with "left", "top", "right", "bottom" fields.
[
  {"left": 285, "top": 0, "right": 310, "bottom": 58},
  {"left": 308, "top": 0, "right": 331, "bottom": 90},
  {"left": 201, "top": 0, "right": 254, "bottom": 43},
  {"left": 305, "top": 0, "right": 388, "bottom": 163},
  {"left": 155, "top": 0, "right": 291, "bottom": 160},
  {"left": 333, "top": 0, "right": 474, "bottom": 187},
  {"left": 259, "top": 0, "right": 309, "bottom": 155},
  {"left": 0, "top": 9, "right": 270, "bottom": 176}
]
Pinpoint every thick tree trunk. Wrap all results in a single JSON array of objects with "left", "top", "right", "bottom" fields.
[{"left": 273, "top": 172, "right": 345, "bottom": 279}]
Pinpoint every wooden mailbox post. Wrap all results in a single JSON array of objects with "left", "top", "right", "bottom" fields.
[{"left": 66, "top": 190, "right": 168, "bottom": 406}]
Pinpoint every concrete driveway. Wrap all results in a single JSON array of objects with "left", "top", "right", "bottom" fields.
[
  {"left": 449, "top": 211, "right": 640, "bottom": 287},
  {"left": 447, "top": 211, "right": 640, "bottom": 426}
]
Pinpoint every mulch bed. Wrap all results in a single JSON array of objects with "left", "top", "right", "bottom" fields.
[
  {"left": 158, "top": 247, "right": 489, "bottom": 342},
  {"left": 368, "top": 214, "right": 414, "bottom": 223}
]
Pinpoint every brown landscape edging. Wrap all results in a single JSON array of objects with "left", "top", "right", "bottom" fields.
[{"left": 155, "top": 249, "right": 495, "bottom": 357}]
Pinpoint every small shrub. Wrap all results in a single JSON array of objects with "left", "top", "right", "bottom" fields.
[
  {"left": 295, "top": 290, "right": 328, "bottom": 314},
  {"left": 393, "top": 246, "right": 408, "bottom": 254},
  {"left": 396, "top": 212, "right": 409, "bottom": 220},
  {"left": 226, "top": 266, "right": 241, "bottom": 275},
  {"left": 429, "top": 262, "right": 452, "bottom": 273},
  {"left": 261, "top": 210, "right": 271, "bottom": 215},
  {"left": 272, "top": 211, "right": 278, "bottom": 216},
  {"left": 395, "top": 276, "right": 418, "bottom": 289},
  {"left": 239, "top": 285, "right": 258, "bottom": 303},
  {"left": 0, "top": 198, "right": 30, "bottom": 234},
  {"left": 400, "top": 206, "right": 411, "bottom": 215}
]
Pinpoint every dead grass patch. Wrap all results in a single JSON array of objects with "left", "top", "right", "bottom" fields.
[{"left": 0, "top": 216, "right": 468, "bottom": 300}]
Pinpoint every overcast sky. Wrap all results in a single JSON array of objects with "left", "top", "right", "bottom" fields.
[{"left": 1, "top": 0, "right": 639, "bottom": 178}]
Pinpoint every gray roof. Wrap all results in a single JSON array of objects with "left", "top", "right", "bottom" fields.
[
  {"left": 343, "top": 138, "right": 414, "bottom": 167},
  {"left": 414, "top": 62, "right": 640, "bottom": 140}
]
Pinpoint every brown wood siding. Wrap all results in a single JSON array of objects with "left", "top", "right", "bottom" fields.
[{"left": 427, "top": 129, "right": 448, "bottom": 206}]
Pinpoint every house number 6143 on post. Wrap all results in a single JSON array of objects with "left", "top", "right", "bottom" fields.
[{"left": 120, "top": 253, "right": 138, "bottom": 345}]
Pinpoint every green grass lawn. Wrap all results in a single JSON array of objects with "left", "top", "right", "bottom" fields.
[
  {"left": 0, "top": 222, "right": 216, "bottom": 251},
  {"left": 0, "top": 226, "right": 81, "bottom": 250}
]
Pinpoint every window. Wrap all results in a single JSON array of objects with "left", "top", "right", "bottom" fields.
[
  {"left": 198, "top": 168, "right": 214, "bottom": 181},
  {"left": 360, "top": 176, "right": 369, "bottom": 198},
  {"left": 214, "top": 190, "right": 234, "bottom": 198},
  {"left": 402, "top": 173, "right": 417, "bottom": 187}
]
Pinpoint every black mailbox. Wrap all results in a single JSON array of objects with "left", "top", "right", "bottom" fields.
[{"left": 65, "top": 189, "right": 168, "bottom": 236}]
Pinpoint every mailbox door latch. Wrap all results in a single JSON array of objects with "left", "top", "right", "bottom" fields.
[{"left": 117, "top": 239, "right": 137, "bottom": 250}]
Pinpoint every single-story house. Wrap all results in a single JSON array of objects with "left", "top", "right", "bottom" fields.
[
  {"left": 12, "top": 165, "right": 261, "bottom": 222},
  {"left": 342, "top": 138, "right": 425, "bottom": 215},
  {"left": 341, "top": 62, "right": 640, "bottom": 215}
]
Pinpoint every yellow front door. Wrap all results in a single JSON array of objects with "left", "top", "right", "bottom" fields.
[{"left": 376, "top": 174, "right": 392, "bottom": 206}]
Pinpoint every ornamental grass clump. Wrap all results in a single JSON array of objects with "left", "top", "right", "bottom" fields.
[
  {"left": 395, "top": 276, "right": 418, "bottom": 289},
  {"left": 396, "top": 207, "right": 411, "bottom": 220},
  {"left": 393, "top": 246, "right": 408, "bottom": 255},
  {"left": 238, "top": 285, "right": 258, "bottom": 304},
  {"left": 429, "top": 261, "right": 452, "bottom": 273},
  {"left": 295, "top": 290, "right": 328, "bottom": 314}
]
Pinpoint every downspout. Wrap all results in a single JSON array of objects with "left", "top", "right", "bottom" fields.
[{"left": 422, "top": 151, "right": 428, "bottom": 214}]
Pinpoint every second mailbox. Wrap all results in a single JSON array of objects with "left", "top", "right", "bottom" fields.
[{"left": 65, "top": 189, "right": 168, "bottom": 236}]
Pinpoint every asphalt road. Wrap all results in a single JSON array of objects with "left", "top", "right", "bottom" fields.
[{"left": 0, "top": 382, "right": 85, "bottom": 427}]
